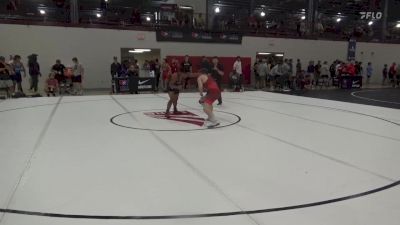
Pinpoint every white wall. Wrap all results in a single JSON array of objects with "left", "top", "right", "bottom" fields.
[{"left": 1, "top": 24, "right": 399, "bottom": 89}]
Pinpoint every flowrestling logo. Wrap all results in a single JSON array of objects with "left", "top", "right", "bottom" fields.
[
  {"left": 144, "top": 111, "right": 205, "bottom": 127},
  {"left": 360, "top": 11, "right": 382, "bottom": 20}
]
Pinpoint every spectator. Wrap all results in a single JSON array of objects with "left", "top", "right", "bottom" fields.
[
  {"left": 154, "top": 59, "right": 161, "bottom": 91},
  {"left": 110, "top": 56, "right": 122, "bottom": 78},
  {"left": 28, "top": 54, "right": 41, "bottom": 93},
  {"left": 320, "top": 61, "right": 329, "bottom": 86},
  {"left": 45, "top": 72, "right": 59, "bottom": 97},
  {"left": 253, "top": 59, "right": 260, "bottom": 89},
  {"left": 347, "top": 61, "right": 356, "bottom": 76},
  {"left": 257, "top": 58, "right": 268, "bottom": 89},
  {"left": 233, "top": 56, "right": 243, "bottom": 90},
  {"left": 316, "top": 21, "right": 324, "bottom": 35},
  {"left": 296, "top": 59, "right": 302, "bottom": 75},
  {"left": 396, "top": 63, "right": 400, "bottom": 87},
  {"left": 195, "top": 13, "right": 205, "bottom": 30},
  {"left": 181, "top": 55, "right": 192, "bottom": 89},
  {"left": 270, "top": 61, "right": 284, "bottom": 91},
  {"left": 382, "top": 64, "right": 388, "bottom": 85},
  {"left": 388, "top": 62, "right": 396, "bottom": 87},
  {"left": 366, "top": 62, "right": 373, "bottom": 85},
  {"left": 72, "top": 57, "right": 84, "bottom": 95},
  {"left": 128, "top": 60, "right": 139, "bottom": 94},
  {"left": 161, "top": 58, "right": 171, "bottom": 91},
  {"left": 306, "top": 61, "right": 315, "bottom": 88},
  {"left": 11, "top": 55, "right": 25, "bottom": 93},
  {"left": 282, "top": 59, "right": 291, "bottom": 91},
  {"left": 314, "top": 60, "right": 321, "bottom": 86},
  {"left": 200, "top": 56, "right": 211, "bottom": 73},
  {"left": 210, "top": 56, "right": 224, "bottom": 105},
  {"left": 329, "top": 61, "right": 337, "bottom": 78},
  {"left": 52, "top": 59, "right": 66, "bottom": 85},
  {"left": 0, "top": 56, "right": 14, "bottom": 96}
]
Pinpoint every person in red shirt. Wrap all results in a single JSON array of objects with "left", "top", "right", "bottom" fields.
[
  {"left": 197, "top": 69, "right": 221, "bottom": 128},
  {"left": 45, "top": 72, "right": 59, "bottom": 96},
  {"left": 347, "top": 62, "right": 356, "bottom": 76}
]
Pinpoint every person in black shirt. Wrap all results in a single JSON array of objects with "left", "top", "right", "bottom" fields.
[
  {"left": 110, "top": 56, "right": 122, "bottom": 78},
  {"left": 52, "top": 59, "right": 66, "bottom": 84},
  {"left": 181, "top": 55, "right": 192, "bottom": 89},
  {"left": 211, "top": 56, "right": 224, "bottom": 105}
]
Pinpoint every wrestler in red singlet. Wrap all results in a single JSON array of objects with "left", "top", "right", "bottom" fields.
[{"left": 203, "top": 76, "right": 221, "bottom": 105}]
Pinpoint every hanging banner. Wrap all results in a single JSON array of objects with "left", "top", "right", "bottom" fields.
[
  {"left": 347, "top": 39, "right": 357, "bottom": 61},
  {"left": 156, "top": 30, "right": 242, "bottom": 44}
]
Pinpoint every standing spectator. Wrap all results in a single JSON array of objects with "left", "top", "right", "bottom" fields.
[
  {"left": 388, "top": 62, "right": 397, "bottom": 87},
  {"left": 181, "top": 55, "right": 193, "bottom": 89},
  {"left": 52, "top": 59, "right": 66, "bottom": 85},
  {"left": 28, "top": 54, "right": 41, "bottom": 93},
  {"left": 320, "top": 61, "right": 329, "bottom": 86},
  {"left": 396, "top": 64, "right": 400, "bottom": 87},
  {"left": 233, "top": 56, "right": 243, "bottom": 90},
  {"left": 110, "top": 57, "right": 121, "bottom": 94},
  {"left": 11, "top": 55, "right": 26, "bottom": 93},
  {"left": 253, "top": 59, "right": 260, "bottom": 89},
  {"left": 366, "top": 62, "right": 373, "bottom": 85},
  {"left": 282, "top": 59, "right": 291, "bottom": 91},
  {"left": 382, "top": 64, "right": 388, "bottom": 85},
  {"left": 257, "top": 58, "right": 268, "bottom": 89},
  {"left": 72, "top": 57, "right": 84, "bottom": 95},
  {"left": 154, "top": 59, "right": 161, "bottom": 91},
  {"left": 270, "top": 61, "right": 284, "bottom": 91},
  {"left": 314, "top": 60, "right": 321, "bottom": 86},
  {"left": 195, "top": 13, "right": 205, "bottom": 30},
  {"left": 329, "top": 61, "right": 337, "bottom": 78},
  {"left": 347, "top": 61, "right": 356, "bottom": 76},
  {"left": 128, "top": 60, "right": 139, "bottom": 94},
  {"left": 200, "top": 56, "right": 211, "bottom": 73},
  {"left": 0, "top": 56, "right": 14, "bottom": 96},
  {"left": 355, "top": 61, "right": 363, "bottom": 76},
  {"left": 211, "top": 56, "right": 224, "bottom": 105},
  {"left": 296, "top": 59, "right": 302, "bottom": 75},
  {"left": 110, "top": 56, "right": 122, "bottom": 78},
  {"left": 161, "top": 58, "right": 171, "bottom": 91},
  {"left": 306, "top": 61, "right": 315, "bottom": 88}
]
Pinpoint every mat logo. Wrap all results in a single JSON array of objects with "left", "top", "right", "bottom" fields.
[{"left": 144, "top": 111, "right": 205, "bottom": 127}]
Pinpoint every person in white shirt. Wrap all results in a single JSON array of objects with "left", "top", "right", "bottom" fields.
[
  {"left": 72, "top": 57, "right": 84, "bottom": 95},
  {"left": 270, "top": 61, "right": 284, "bottom": 91},
  {"left": 233, "top": 56, "right": 243, "bottom": 90},
  {"left": 320, "top": 61, "right": 329, "bottom": 87},
  {"left": 257, "top": 58, "right": 268, "bottom": 89}
]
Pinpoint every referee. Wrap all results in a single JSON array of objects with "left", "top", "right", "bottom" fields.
[{"left": 210, "top": 56, "right": 224, "bottom": 105}]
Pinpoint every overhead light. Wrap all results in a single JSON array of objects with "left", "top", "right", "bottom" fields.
[
  {"left": 368, "top": 21, "right": 373, "bottom": 26},
  {"left": 301, "top": 15, "right": 306, "bottom": 20},
  {"left": 135, "top": 49, "right": 151, "bottom": 52},
  {"left": 215, "top": 7, "right": 220, "bottom": 13},
  {"left": 146, "top": 16, "right": 151, "bottom": 21},
  {"left": 338, "top": 12, "right": 341, "bottom": 15},
  {"left": 104, "top": 0, "right": 108, "bottom": 2},
  {"left": 96, "top": 13, "right": 101, "bottom": 18},
  {"left": 260, "top": 11, "right": 266, "bottom": 17},
  {"left": 396, "top": 23, "right": 400, "bottom": 28},
  {"left": 179, "top": 5, "right": 193, "bottom": 10},
  {"left": 258, "top": 52, "right": 271, "bottom": 55},
  {"left": 301, "top": 8, "right": 305, "bottom": 12},
  {"left": 275, "top": 54, "right": 284, "bottom": 57},
  {"left": 39, "top": 9, "right": 46, "bottom": 15},
  {"left": 129, "top": 50, "right": 144, "bottom": 53},
  {"left": 336, "top": 18, "right": 341, "bottom": 22}
]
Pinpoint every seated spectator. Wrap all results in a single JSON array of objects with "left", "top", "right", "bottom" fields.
[
  {"left": 45, "top": 72, "right": 59, "bottom": 97},
  {"left": 52, "top": 59, "right": 66, "bottom": 84}
]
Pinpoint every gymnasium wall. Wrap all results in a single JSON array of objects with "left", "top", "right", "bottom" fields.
[{"left": 1, "top": 23, "right": 399, "bottom": 89}]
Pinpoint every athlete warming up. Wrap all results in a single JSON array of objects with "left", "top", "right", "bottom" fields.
[
  {"left": 166, "top": 71, "right": 181, "bottom": 116},
  {"left": 197, "top": 69, "right": 221, "bottom": 128}
]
